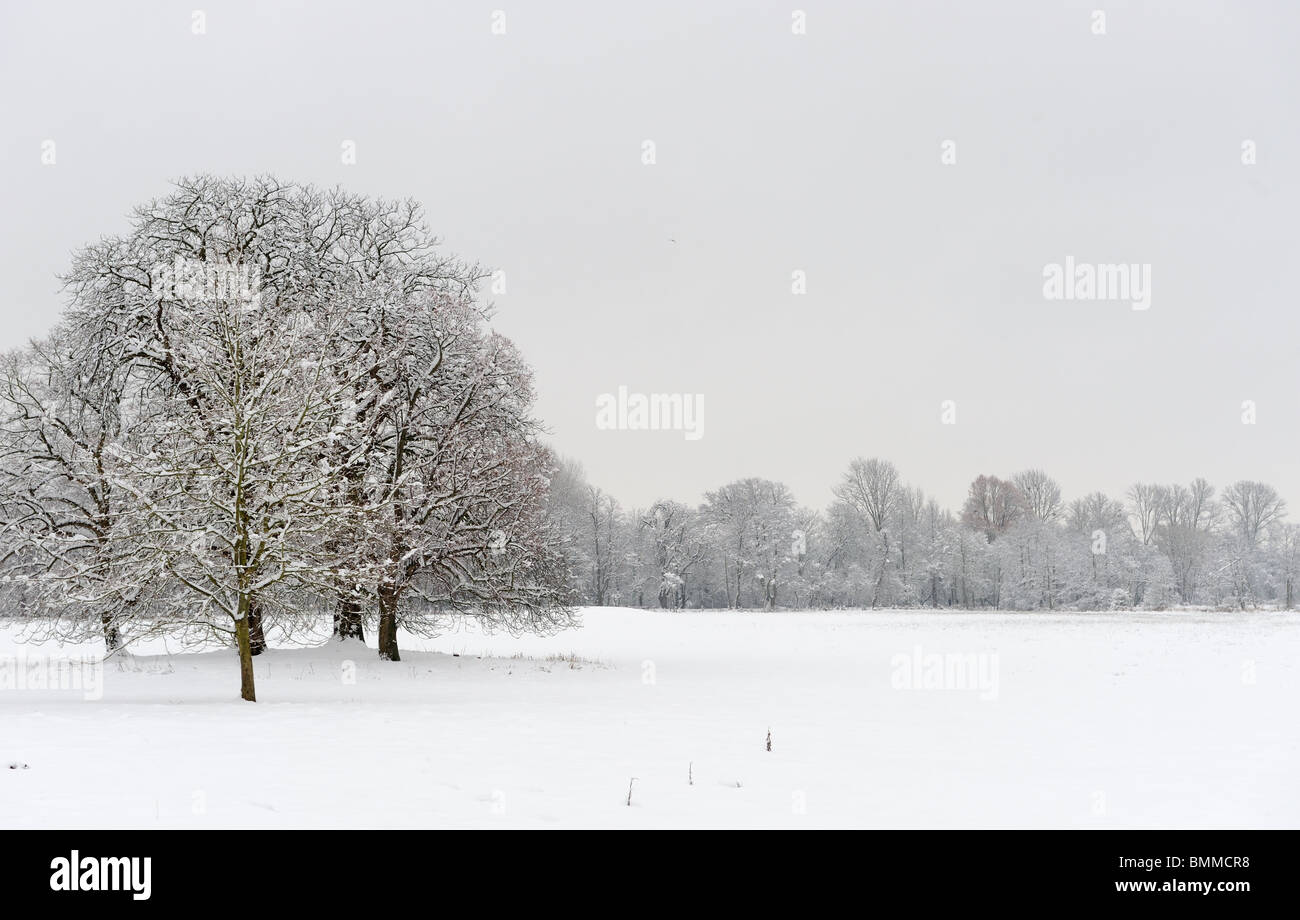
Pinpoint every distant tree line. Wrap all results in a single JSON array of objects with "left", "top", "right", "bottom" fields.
[{"left": 547, "top": 458, "right": 1297, "bottom": 613}]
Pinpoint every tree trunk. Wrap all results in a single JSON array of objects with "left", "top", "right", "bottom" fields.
[
  {"left": 870, "top": 532, "right": 889, "bottom": 609},
  {"left": 248, "top": 602, "right": 267, "bottom": 656},
  {"left": 235, "top": 604, "right": 256, "bottom": 702},
  {"left": 333, "top": 595, "right": 366, "bottom": 642},
  {"left": 377, "top": 585, "right": 401, "bottom": 661},
  {"left": 101, "top": 614, "right": 122, "bottom": 653}
]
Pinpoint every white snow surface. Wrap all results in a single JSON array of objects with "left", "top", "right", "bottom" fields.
[{"left": 2, "top": 607, "right": 1297, "bottom": 829}]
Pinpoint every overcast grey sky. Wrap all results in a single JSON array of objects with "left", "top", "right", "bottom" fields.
[{"left": 1, "top": 0, "right": 1297, "bottom": 514}]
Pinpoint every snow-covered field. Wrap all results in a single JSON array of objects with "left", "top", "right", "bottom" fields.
[{"left": 2, "top": 607, "right": 1296, "bottom": 829}]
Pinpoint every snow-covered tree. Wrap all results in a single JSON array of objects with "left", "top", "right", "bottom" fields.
[
  {"left": 358, "top": 316, "right": 574, "bottom": 659},
  {"left": 961, "top": 474, "right": 1027, "bottom": 542},
  {"left": 0, "top": 329, "right": 136, "bottom": 650},
  {"left": 701, "top": 478, "right": 796, "bottom": 609},
  {"left": 832, "top": 458, "right": 903, "bottom": 607},
  {"left": 105, "top": 276, "right": 352, "bottom": 701},
  {"left": 1013, "top": 469, "right": 1063, "bottom": 523},
  {"left": 638, "top": 500, "right": 708, "bottom": 609}
]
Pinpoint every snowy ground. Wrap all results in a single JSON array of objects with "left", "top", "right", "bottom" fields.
[{"left": 1, "top": 607, "right": 1296, "bottom": 829}]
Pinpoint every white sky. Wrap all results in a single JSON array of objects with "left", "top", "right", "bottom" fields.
[{"left": 1, "top": 0, "right": 1297, "bottom": 513}]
